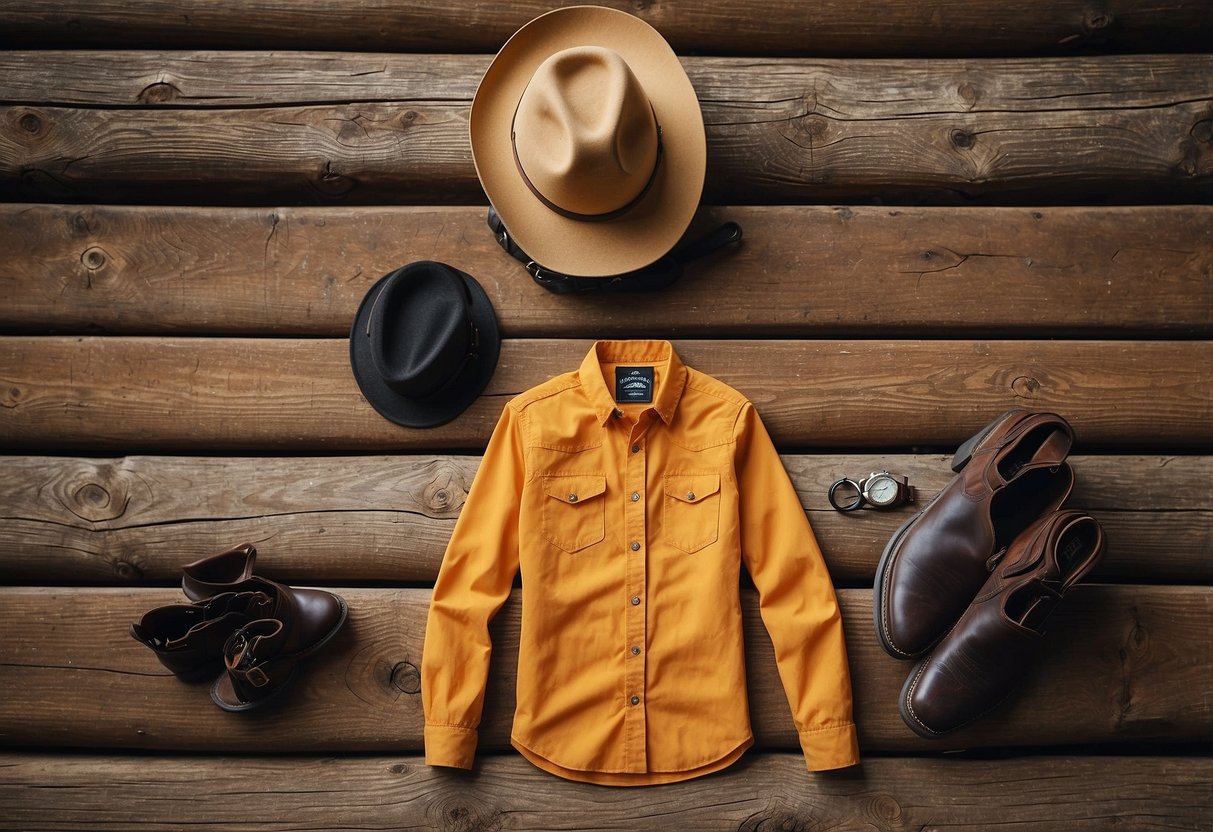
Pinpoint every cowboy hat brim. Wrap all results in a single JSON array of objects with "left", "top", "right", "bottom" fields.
[{"left": 470, "top": 6, "right": 706, "bottom": 278}]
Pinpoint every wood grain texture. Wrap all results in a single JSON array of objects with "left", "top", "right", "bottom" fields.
[
  {"left": 1, "top": 337, "right": 1209, "bottom": 451},
  {"left": 2, "top": 1, "right": 1210, "bottom": 56},
  {"left": 3, "top": 55, "right": 1210, "bottom": 205},
  {"left": 2, "top": 204, "right": 1210, "bottom": 337},
  {"left": 1, "top": 752, "right": 1208, "bottom": 831},
  {"left": 0, "top": 454, "right": 1207, "bottom": 585},
  {"left": 0, "top": 585, "right": 1207, "bottom": 752}
]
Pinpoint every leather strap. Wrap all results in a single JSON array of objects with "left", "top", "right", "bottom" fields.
[{"left": 487, "top": 207, "right": 742, "bottom": 295}]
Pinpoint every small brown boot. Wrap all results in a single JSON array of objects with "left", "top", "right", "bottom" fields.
[{"left": 129, "top": 591, "right": 275, "bottom": 681}]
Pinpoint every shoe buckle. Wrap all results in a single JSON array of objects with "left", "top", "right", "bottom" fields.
[{"left": 244, "top": 665, "right": 270, "bottom": 687}]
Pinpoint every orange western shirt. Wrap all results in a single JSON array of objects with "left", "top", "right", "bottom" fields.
[{"left": 422, "top": 340, "right": 859, "bottom": 785}]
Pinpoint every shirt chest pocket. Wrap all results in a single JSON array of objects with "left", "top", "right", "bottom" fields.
[
  {"left": 541, "top": 475, "right": 607, "bottom": 553},
  {"left": 663, "top": 473, "right": 721, "bottom": 553}
]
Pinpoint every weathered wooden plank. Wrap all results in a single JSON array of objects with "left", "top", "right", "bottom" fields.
[
  {"left": 1, "top": 752, "right": 1208, "bottom": 831},
  {"left": 0, "top": 454, "right": 1206, "bottom": 585},
  {"left": 3, "top": 55, "right": 1210, "bottom": 205},
  {"left": 2, "top": 1, "right": 1210, "bottom": 56},
  {"left": 5, "top": 52, "right": 1213, "bottom": 109},
  {"left": 0, "top": 586, "right": 1206, "bottom": 752},
  {"left": 2, "top": 204, "right": 1209, "bottom": 337},
  {"left": 1, "top": 338, "right": 1209, "bottom": 451}
]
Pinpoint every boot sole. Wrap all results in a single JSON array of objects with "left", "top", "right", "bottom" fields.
[{"left": 211, "top": 662, "right": 300, "bottom": 713}]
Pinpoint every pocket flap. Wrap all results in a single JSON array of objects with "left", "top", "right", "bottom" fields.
[
  {"left": 543, "top": 475, "right": 607, "bottom": 504},
  {"left": 664, "top": 474, "right": 720, "bottom": 504}
]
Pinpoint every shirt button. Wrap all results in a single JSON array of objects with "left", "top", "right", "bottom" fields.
[
  {"left": 567, "top": 493, "right": 578, "bottom": 503},
  {"left": 630, "top": 541, "right": 641, "bottom": 551},
  {"left": 630, "top": 695, "right": 641, "bottom": 706},
  {"left": 631, "top": 491, "right": 640, "bottom": 502},
  {"left": 631, "top": 596, "right": 641, "bottom": 606},
  {"left": 612, "top": 409, "right": 623, "bottom": 419},
  {"left": 630, "top": 646, "right": 641, "bottom": 656},
  {"left": 686, "top": 491, "right": 696, "bottom": 501},
  {"left": 631, "top": 443, "right": 641, "bottom": 453}
]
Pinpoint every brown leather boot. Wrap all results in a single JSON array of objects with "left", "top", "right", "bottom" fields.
[
  {"left": 211, "top": 619, "right": 300, "bottom": 711},
  {"left": 179, "top": 543, "right": 348, "bottom": 659},
  {"left": 129, "top": 591, "right": 275, "bottom": 681},
  {"left": 875, "top": 409, "right": 1075, "bottom": 659},
  {"left": 899, "top": 510, "right": 1105, "bottom": 737}
]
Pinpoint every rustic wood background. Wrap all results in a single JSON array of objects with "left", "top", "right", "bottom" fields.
[{"left": 1, "top": 1, "right": 1211, "bottom": 829}]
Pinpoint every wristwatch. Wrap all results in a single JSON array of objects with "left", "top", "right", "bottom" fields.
[{"left": 828, "top": 471, "right": 914, "bottom": 512}]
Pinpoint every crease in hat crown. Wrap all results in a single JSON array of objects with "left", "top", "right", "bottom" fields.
[{"left": 512, "top": 46, "right": 660, "bottom": 218}]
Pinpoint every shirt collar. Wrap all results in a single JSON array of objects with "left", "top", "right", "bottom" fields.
[{"left": 578, "top": 340, "right": 689, "bottom": 426}]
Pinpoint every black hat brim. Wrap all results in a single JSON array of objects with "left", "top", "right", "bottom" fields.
[{"left": 349, "top": 265, "right": 501, "bottom": 429}]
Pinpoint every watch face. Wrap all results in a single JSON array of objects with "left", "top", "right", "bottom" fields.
[{"left": 866, "top": 475, "right": 899, "bottom": 506}]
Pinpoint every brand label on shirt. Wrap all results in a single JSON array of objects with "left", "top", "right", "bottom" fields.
[{"left": 615, "top": 366, "right": 655, "bottom": 403}]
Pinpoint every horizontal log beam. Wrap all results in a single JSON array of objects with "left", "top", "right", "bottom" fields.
[
  {"left": 2, "top": 1, "right": 1210, "bottom": 56},
  {"left": 0, "top": 752, "right": 1207, "bottom": 831},
  {"left": 1, "top": 337, "right": 1209, "bottom": 451},
  {"left": 2, "top": 204, "right": 1209, "bottom": 337},
  {"left": 2, "top": 55, "right": 1210, "bottom": 205},
  {"left": 0, "top": 585, "right": 1206, "bottom": 752},
  {"left": 0, "top": 454, "right": 1207, "bottom": 585}
]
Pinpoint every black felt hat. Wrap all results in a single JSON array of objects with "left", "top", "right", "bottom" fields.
[{"left": 350, "top": 261, "right": 501, "bottom": 428}]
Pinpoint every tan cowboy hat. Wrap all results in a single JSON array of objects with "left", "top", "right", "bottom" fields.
[{"left": 470, "top": 5, "right": 706, "bottom": 278}]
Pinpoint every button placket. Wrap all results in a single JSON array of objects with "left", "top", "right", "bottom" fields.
[{"left": 621, "top": 417, "right": 649, "bottom": 772}]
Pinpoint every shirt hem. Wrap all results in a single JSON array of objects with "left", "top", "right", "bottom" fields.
[{"left": 510, "top": 734, "right": 754, "bottom": 786}]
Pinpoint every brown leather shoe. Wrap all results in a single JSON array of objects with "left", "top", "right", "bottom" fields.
[
  {"left": 211, "top": 619, "right": 300, "bottom": 711},
  {"left": 899, "top": 510, "right": 1105, "bottom": 737},
  {"left": 875, "top": 409, "right": 1075, "bottom": 659},
  {"left": 129, "top": 591, "right": 275, "bottom": 681}
]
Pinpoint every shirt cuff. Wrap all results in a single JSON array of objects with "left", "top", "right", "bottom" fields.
[
  {"left": 424, "top": 723, "right": 478, "bottom": 769},
  {"left": 798, "top": 722, "right": 860, "bottom": 772}
]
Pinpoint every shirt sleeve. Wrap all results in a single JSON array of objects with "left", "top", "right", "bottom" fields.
[
  {"left": 421, "top": 402, "right": 525, "bottom": 769},
  {"left": 733, "top": 402, "right": 860, "bottom": 772}
]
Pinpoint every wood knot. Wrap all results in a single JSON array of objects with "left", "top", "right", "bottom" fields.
[
  {"left": 111, "top": 557, "right": 145, "bottom": 581},
  {"left": 1012, "top": 376, "right": 1041, "bottom": 398},
  {"left": 1192, "top": 119, "right": 1213, "bottom": 144},
  {"left": 390, "top": 661, "right": 421, "bottom": 694},
  {"left": 316, "top": 162, "right": 357, "bottom": 197},
  {"left": 950, "top": 129, "right": 975, "bottom": 149},
  {"left": 1032, "top": 211, "right": 1044, "bottom": 220},
  {"left": 2, "top": 386, "right": 20, "bottom": 409},
  {"left": 1083, "top": 11, "right": 1113, "bottom": 30},
  {"left": 137, "top": 81, "right": 181, "bottom": 104},
  {"left": 387, "top": 762, "right": 412, "bottom": 775},
  {"left": 81, "top": 246, "right": 108, "bottom": 270},
  {"left": 18, "top": 112, "right": 43, "bottom": 134},
  {"left": 422, "top": 461, "right": 470, "bottom": 515},
  {"left": 401, "top": 109, "right": 419, "bottom": 125},
  {"left": 870, "top": 795, "right": 903, "bottom": 821},
  {"left": 60, "top": 463, "right": 132, "bottom": 523},
  {"left": 834, "top": 207, "right": 854, "bottom": 221},
  {"left": 70, "top": 212, "right": 92, "bottom": 235},
  {"left": 803, "top": 117, "right": 828, "bottom": 138},
  {"left": 429, "top": 800, "right": 505, "bottom": 832},
  {"left": 957, "top": 82, "right": 978, "bottom": 106}
]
